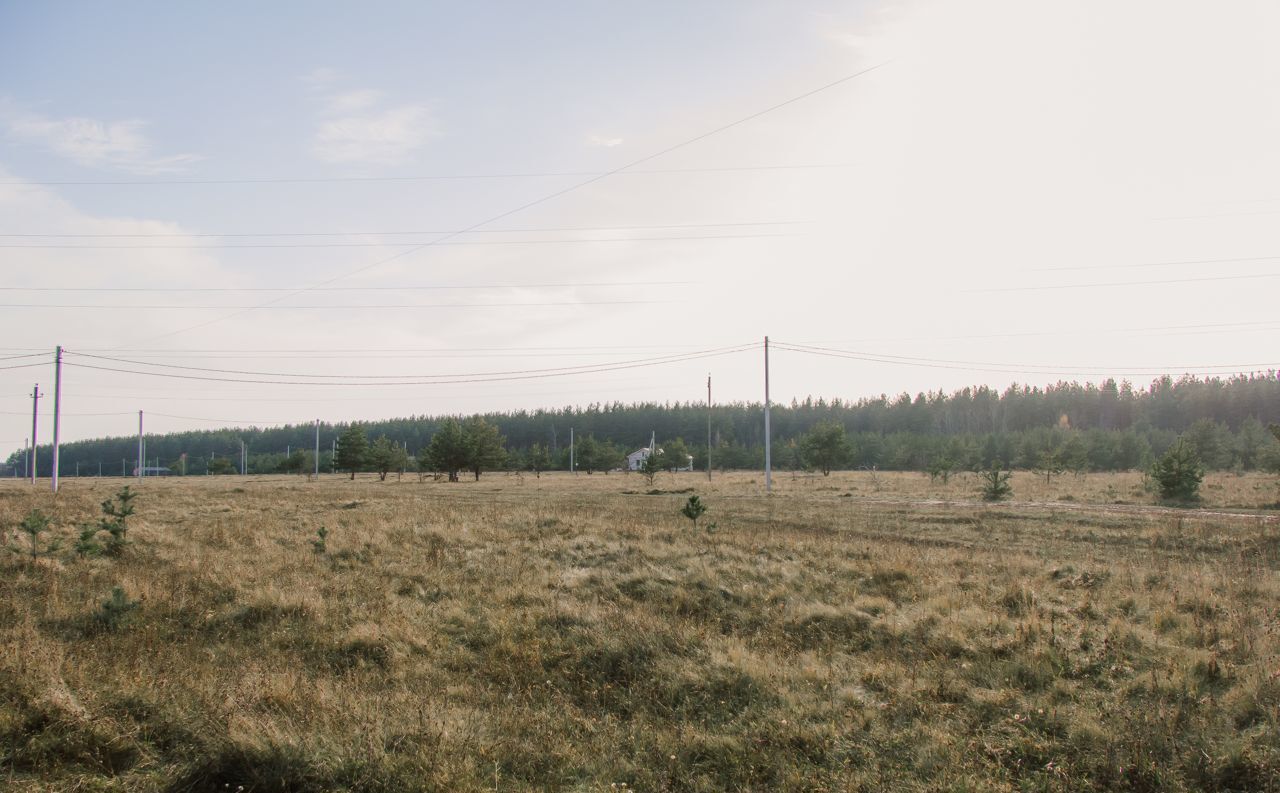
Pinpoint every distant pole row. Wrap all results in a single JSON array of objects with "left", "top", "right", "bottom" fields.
[{"left": 12, "top": 341, "right": 777, "bottom": 491}]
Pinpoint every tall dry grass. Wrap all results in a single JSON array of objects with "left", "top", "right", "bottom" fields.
[{"left": 0, "top": 470, "right": 1277, "bottom": 791}]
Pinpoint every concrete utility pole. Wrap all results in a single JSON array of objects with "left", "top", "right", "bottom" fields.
[
  {"left": 30, "top": 384, "right": 40, "bottom": 483},
  {"left": 569, "top": 427, "right": 575, "bottom": 474},
  {"left": 137, "top": 411, "right": 144, "bottom": 480},
  {"left": 51, "top": 346, "right": 62, "bottom": 493},
  {"left": 707, "top": 374, "right": 713, "bottom": 482},
  {"left": 240, "top": 440, "right": 246, "bottom": 475},
  {"left": 314, "top": 419, "right": 320, "bottom": 478},
  {"left": 764, "top": 336, "right": 772, "bottom": 493}
]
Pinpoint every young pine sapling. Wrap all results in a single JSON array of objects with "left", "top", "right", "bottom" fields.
[{"left": 681, "top": 495, "right": 708, "bottom": 531}]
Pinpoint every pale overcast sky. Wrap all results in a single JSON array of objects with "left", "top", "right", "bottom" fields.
[{"left": 2, "top": 1, "right": 1278, "bottom": 446}]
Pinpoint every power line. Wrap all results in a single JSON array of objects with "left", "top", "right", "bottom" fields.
[
  {"left": 16, "top": 380, "right": 677, "bottom": 404},
  {"left": 0, "top": 300, "right": 672, "bottom": 310},
  {"left": 1, "top": 163, "right": 857, "bottom": 187},
  {"left": 772, "top": 341, "right": 1279, "bottom": 378},
  {"left": 0, "top": 280, "right": 696, "bottom": 294},
  {"left": 62, "top": 344, "right": 758, "bottom": 386},
  {"left": 785, "top": 320, "right": 1280, "bottom": 345},
  {"left": 132, "top": 62, "right": 888, "bottom": 346},
  {"left": 970, "top": 272, "right": 1280, "bottom": 292},
  {"left": 146, "top": 411, "right": 291, "bottom": 425},
  {"left": 0, "top": 409, "right": 131, "bottom": 417},
  {"left": 0, "top": 221, "right": 806, "bottom": 238},
  {"left": 0, "top": 232, "right": 797, "bottom": 249},
  {"left": 774, "top": 340, "right": 1280, "bottom": 373},
  {"left": 66, "top": 344, "right": 755, "bottom": 380},
  {"left": 0, "top": 362, "right": 47, "bottom": 372},
  {"left": 1035, "top": 254, "right": 1280, "bottom": 272}
]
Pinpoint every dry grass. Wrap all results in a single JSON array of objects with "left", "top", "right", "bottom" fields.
[{"left": 0, "top": 470, "right": 1277, "bottom": 791}]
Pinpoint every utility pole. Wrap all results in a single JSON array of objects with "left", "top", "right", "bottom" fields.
[
  {"left": 240, "top": 440, "right": 246, "bottom": 475},
  {"left": 707, "top": 374, "right": 713, "bottom": 482},
  {"left": 137, "top": 411, "right": 144, "bottom": 480},
  {"left": 764, "top": 336, "right": 772, "bottom": 493},
  {"left": 314, "top": 419, "right": 320, "bottom": 478},
  {"left": 30, "top": 384, "right": 40, "bottom": 484},
  {"left": 569, "top": 427, "right": 575, "bottom": 474},
  {"left": 98, "top": 460, "right": 102, "bottom": 477},
  {"left": 331, "top": 439, "right": 336, "bottom": 473},
  {"left": 51, "top": 346, "right": 62, "bottom": 493}
]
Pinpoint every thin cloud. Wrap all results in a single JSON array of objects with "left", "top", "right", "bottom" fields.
[
  {"left": 303, "top": 71, "right": 437, "bottom": 164},
  {"left": 6, "top": 112, "right": 201, "bottom": 173},
  {"left": 586, "top": 134, "right": 624, "bottom": 148},
  {"left": 311, "top": 105, "right": 438, "bottom": 164},
  {"left": 326, "top": 89, "right": 383, "bottom": 114}
]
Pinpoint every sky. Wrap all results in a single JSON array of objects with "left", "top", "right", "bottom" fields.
[{"left": 2, "top": 0, "right": 1279, "bottom": 449}]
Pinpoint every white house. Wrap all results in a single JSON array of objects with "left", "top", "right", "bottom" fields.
[
  {"left": 626, "top": 447, "right": 653, "bottom": 471},
  {"left": 625, "top": 446, "right": 694, "bottom": 472}
]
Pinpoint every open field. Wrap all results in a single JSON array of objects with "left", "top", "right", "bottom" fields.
[{"left": 1, "top": 471, "right": 1278, "bottom": 791}]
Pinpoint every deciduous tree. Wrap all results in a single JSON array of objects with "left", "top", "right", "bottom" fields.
[{"left": 800, "top": 421, "right": 848, "bottom": 476}]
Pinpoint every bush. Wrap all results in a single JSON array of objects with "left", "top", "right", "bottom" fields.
[
  {"left": 1151, "top": 440, "right": 1204, "bottom": 503},
  {"left": 94, "top": 587, "right": 140, "bottom": 633}
]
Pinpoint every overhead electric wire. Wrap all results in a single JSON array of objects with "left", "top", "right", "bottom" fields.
[
  {"left": 0, "top": 362, "right": 48, "bottom": 372},
  {"left": 774, "top": 340, "right": 1279, "bottom": 373},
  {"left": 61, "top": 342, "right": 719, "bottom": 353},
  {"left": 0, "top": 352, "right": 48, "bottom": 362},
  {"left": 785, "top": 319, "right": 1280, "bottom": 345},
  {"left": 1035, "top": 254, "right": 1280, "bottom": 272},
  {"left": 970, "top": 272, "right": 1280, "bottom": 292},
  {"left": 129, "top": 61, "right": 888, "bottom": 346},
  {"left": 146, "top": 411, "right": 289, "bottom": 425},
  {"left": 0, "top": 232, "right": 796, "bottom": 249},
  {"left": 1, "top": 163, "right": 857, "bottom": 187},
  {"left": 772, "top": 341, "right": 1279, "bottom": 378},
  {"left": 0, "top": 409, "right": 132, "bottom": 417},
  {"left": 0, "top": 280, "right": 696, "bottom": 294},
  {"left": 66, "top": 344, "right": 755, "bottom": 380},
  {"left": 62, "top": 343, "right": 758, "bottom": 386},
  {"left": 770, "top": 344, "right": 1240, "bottom": 378},
  {"left": 0, "top": 300, "right": 672, "bottom": 310},
  {"left": 0, "top": 220, "right": 807, "bottom": 238}
]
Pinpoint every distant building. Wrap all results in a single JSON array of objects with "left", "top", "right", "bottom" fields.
[
  {"left": 625, "top": 448, "right": 652, "bottom": 471},
  {"left": 625, "top": 447, "right": 693, "bottom": 472}
]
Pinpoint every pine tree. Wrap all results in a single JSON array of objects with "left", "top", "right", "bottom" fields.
[
  {"left": 368, "top": 435, "right": 408, "bottom": 481},
  {"left": 1151, "top": 440, "right": 1204, "bottom": 503},
  {"left": 463, "top": 417, "right": 507, "bottom": 481},
  {"left": 335, "top": 424, "right": 369, "bottom": 480},
  {"left": 424, "top": 419, "right": 468, "bottom": 482},
  {"left": 527, "top": 443, "right": 551, "bottom": 478}
]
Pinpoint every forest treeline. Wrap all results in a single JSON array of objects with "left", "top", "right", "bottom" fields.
[{"left": 7, "top": 373, "right": 1279, "bottom": 476}]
